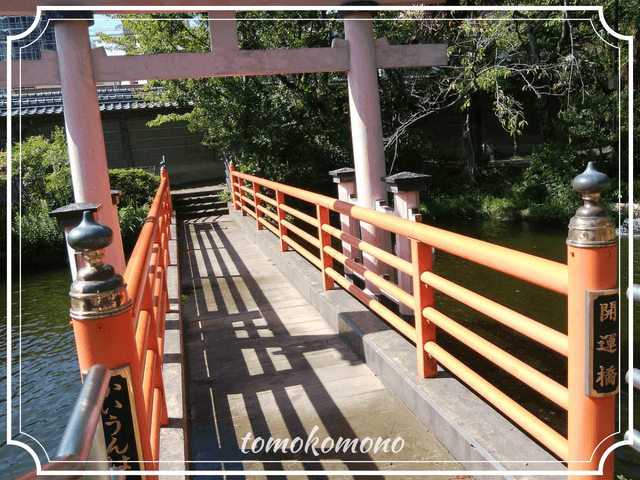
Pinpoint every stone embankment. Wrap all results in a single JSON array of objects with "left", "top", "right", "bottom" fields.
[
  {"left": 615, "top": 203, "right": 639, "bottom": 238},
  {"left": 617, "top": 217, "right": 640, "bottom": 238}
]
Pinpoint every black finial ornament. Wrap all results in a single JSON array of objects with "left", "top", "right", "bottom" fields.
[
  {"left": 68, "top": 212, "right": 131, "bottom": 320},
  {"left": 567, "top": 162, "right": 616, "bottom": 248},
  {"left": 68, "top": 211, "right": 113, "bottom": 253},
  {"left": 572, "top": 161, "right": 611, "bottom": 195}
]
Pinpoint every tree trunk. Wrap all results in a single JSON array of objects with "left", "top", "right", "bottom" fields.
[
  {"left": 535, "top": 95, "right": 557, "bottom": 143},
  {"left": 463, "top": 92, "right": 483, "bottom": 182}
]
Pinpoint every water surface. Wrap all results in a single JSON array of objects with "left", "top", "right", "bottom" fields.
[{"left": 0, "top": 268, "right": 81, "bottom": 478}]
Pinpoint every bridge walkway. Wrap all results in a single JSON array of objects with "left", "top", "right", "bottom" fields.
[{"left": 177, "top": 209, "right": 469, "bottom": 479}]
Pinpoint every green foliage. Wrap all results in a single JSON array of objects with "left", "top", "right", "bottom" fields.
[
  {"left": 119, "top": 202, "right": 151, "bottom": 254},
  {"left": 514, "top": 144, "right": 585, "bottom": 206},
  {"left": 94, "top": 6, "right": 633, "bottom": 226},
  {"left": 5, "top": 128, "right": 163, "bottom": 270},
  {"left": 11, "top": 200, "right": 66, "bottom": 267},
  {"left": 555, "top": 90, "right": 617, "bottom": 152},
  {"left": 45, "top": 167, "right": 74, "bottom": 207},
  {"left": 421, "top": 141, "right": 621, "bottom": 224},
  {"left": 109, "top": 169, "right": 161, "bottom": 206},
  {"left": 15, "top": 127, "right": 70, "bottom": 211},
  {"left": 104, "top": 11, "right": 352, "bottom": 192},
  {"left": 218, "top": 188, "right": 232, "bottom": 203}
]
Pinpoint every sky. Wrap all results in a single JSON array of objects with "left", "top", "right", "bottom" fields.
[{"left": 88, "top": 14, "right": 125, "bottom": 55}]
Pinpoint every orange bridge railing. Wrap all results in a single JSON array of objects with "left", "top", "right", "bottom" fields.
[
  {"left": 230, "top": 162, "right": 618, "bottom": 480},
  {"left": 67, "top": 167, "right": 173, "bottom": 477}
]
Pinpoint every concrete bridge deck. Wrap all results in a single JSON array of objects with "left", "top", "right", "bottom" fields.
[{"left": 178, "top": 213, "right": 469, "bottom": 479}]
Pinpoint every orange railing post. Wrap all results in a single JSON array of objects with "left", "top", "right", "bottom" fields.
[
  {"left": 254, "top": 180, "right": 263, "bottom": 230},
  {"left": 230, "top": 161, "right": 240, "bottom": 211},
  {"left": 411, "top": 239, "right": 436, "bottom": 378},
  {"left": 276, "top": 190, "right": 288, "bottom": 252},
  {"left": 160, "top": 158, "right": 173, "bottom": 215},
  {"left": 67, "top": 167, "right": 174, "bottom": 478},
  {"left": 238, "top": 176, "right": 247, "bottom": 215},
  {"left": 317, "top": 205, "right": 335, "bottom": 291},
  {"left": 566, "top": 163, "right": 618, "bottom": 480},
  {"left": 67, "top": 211, "right": 155, "bottom": 477}
]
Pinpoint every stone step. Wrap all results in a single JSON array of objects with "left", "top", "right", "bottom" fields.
[{"left": 172, "top": 184, "right": 229, "bottom": 220}]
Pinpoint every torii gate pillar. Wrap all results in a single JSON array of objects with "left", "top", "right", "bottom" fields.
[
  {"left": 343, "top": 11, "right": 391, "bottom": 287},
  {"left": 51, "top": 15, "right": 126, "bottom": 275}
]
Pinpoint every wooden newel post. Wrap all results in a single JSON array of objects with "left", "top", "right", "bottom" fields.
[
  {"left": 67, "top": 211, "right": 155, "bottom": 476},
  {"left": 317, "top": 205, "right": 335, "bottom": 291},
  {"left": 566, "top": 162, "right": 617, "bottom": 480},
  {"left": 229, "top": 161, "right": 241, "bottom": 211},
  {"left": 411, "top": 239, "right": 436, "bottom": 378}
]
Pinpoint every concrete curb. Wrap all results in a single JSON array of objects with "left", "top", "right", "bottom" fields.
[
  {"left": 230, "top": 207, "right": 567, "bottom": 480},
  {"left": 159, "top": 216, "right": 188, "bottom": 479}
]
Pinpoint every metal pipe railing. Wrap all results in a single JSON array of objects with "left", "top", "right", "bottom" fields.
[
  {"left": 13, "top": 365, "right": 111, "bottom": 480},
  {"left": 624, "top": 369, "right": 640, "bottom": 451},
  {"left": 55, "top": 365, "right": 111, "bottom": 462},
  {"left": 229, "top": 163, "right": 618, "bottom": 475},
  {"left": 424, "top": 341, "right": 569, "bottom": 460},
  {"left": 279, "top": 203, "right": 319, "bottom": 227},
  {"left": 625, "top": 285, "right": 640, "bottom": 452},
  {"left": 231, "top": 169, "right": 568, "bottom": 294},
  {"left": 421, "top": 271, "right": 569, "bottom": 356},
  {"left": 423, "top": 307, "right": 569, "bottom": 410},
  {"left": 627, "top": 284, "right": 640, "bottom": 304}
]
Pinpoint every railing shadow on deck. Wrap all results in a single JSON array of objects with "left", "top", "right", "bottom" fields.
[{"left": 180, "top": 220, "right": 406, "bottom": 479}]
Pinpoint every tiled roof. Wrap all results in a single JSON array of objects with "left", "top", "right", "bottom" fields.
[{"left": 0, "top": 88, "right": 192, "bottom": 117}]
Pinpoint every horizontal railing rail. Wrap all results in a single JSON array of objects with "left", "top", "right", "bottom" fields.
[
  {"left": 231, "top": 169, "right": 568, "bottom": 294},
  {"left": 229, "top": 164, "right": 616, "bottom": 470},
  {"left": 14, "top": 365, "right": 112, "bottom": 480}
]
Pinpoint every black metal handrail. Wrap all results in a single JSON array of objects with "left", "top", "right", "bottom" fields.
[
  {"left": 625, "top": 285, "right": 640, "bottom": 452},
  {"left": 13, "top": 364, "right": 112, "bottom": 480}
]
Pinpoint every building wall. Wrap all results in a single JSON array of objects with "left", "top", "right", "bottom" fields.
[
  {"left": 7, "top": 109, "right": 225, "bottom": 187},
  {"left": 123, "top": 117, "right": 225, "bottom": 186}
]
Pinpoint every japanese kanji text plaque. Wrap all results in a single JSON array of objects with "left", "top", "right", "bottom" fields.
[{"left": 585, "top": 289, "right": 620, "bottom": 397}]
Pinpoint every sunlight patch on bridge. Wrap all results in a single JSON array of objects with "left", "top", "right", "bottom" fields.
[
  {"left": 241, "top": 348, "right": 265, "bottom": 376},
  {"left": 266, "top": 347, "right": 293, "bottom": 372}
]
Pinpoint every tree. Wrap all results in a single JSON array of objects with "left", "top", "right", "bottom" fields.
[
  {"left": 102, "top": 12, "right": 352, "bottom": 192},
  {"left": 99, "top": 3, "right": 632, "bottom": 193},
  {"left": 377, "top": 3, "right": 622, "bottom": 180}
]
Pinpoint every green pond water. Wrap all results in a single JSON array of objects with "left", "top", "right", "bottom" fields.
[{"left": 0, "top": 219, "right": 638, "bottom": 478}]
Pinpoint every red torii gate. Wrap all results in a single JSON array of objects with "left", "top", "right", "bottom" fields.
[{"left": 1, "top": 1, "right": 446, "bottom": 276}]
